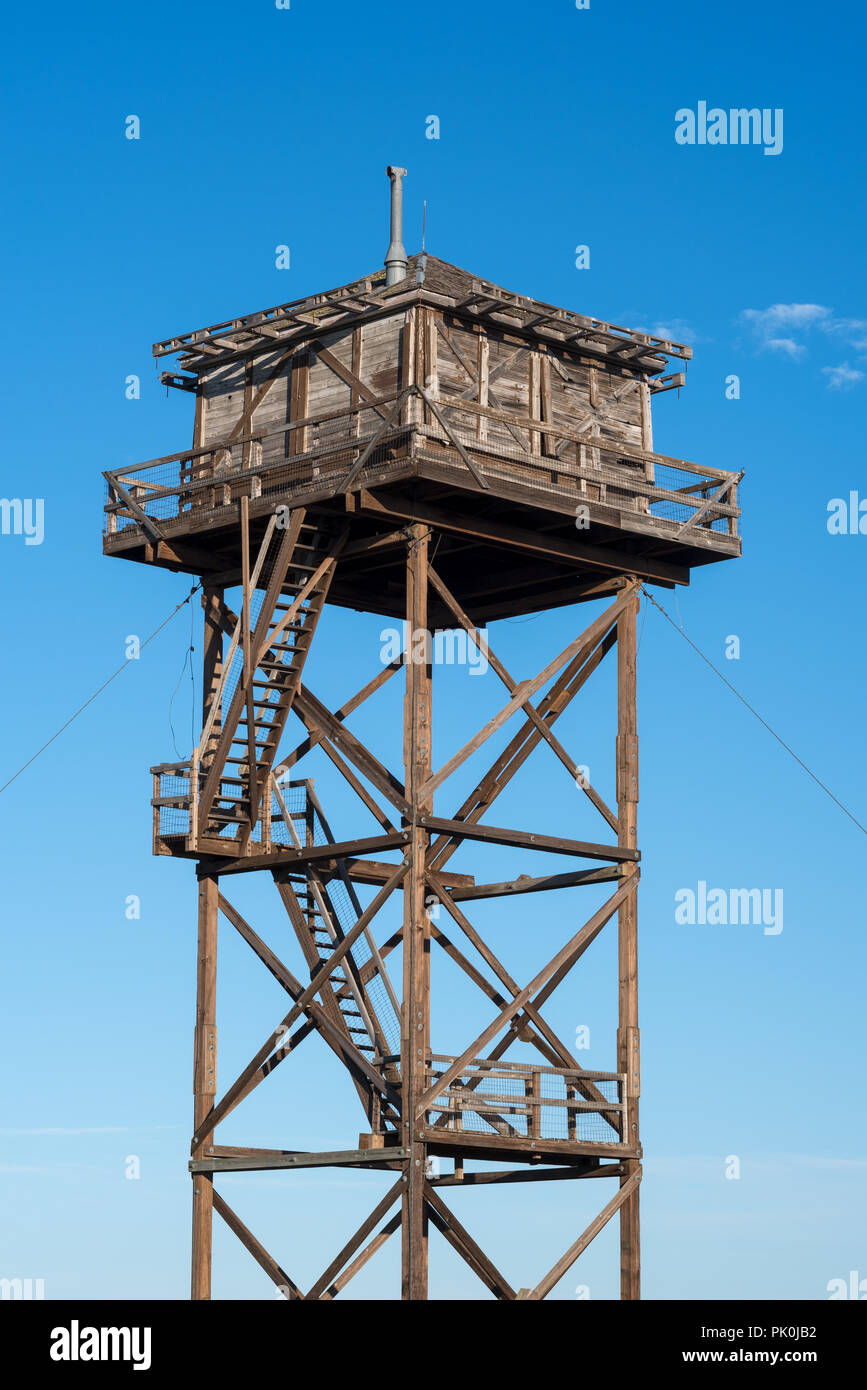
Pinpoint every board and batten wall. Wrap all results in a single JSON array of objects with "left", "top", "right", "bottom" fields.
[
  {"left": 196, "top": 316, "right": 403, "bottom": 462},
  {"left": 194, "top": 306, "right": 653, "bottom": 484}
]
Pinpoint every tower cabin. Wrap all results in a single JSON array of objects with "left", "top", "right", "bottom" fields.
[{"left": 104, "top": 241, "right": 740, "bottom": 629}]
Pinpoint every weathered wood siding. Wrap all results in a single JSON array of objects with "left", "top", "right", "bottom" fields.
[
  {"left": 435, "top": 313, "right": 644, "bottom": 460},
  {"left": 198, "top": 316, "right": 404, "bottom": 464}
]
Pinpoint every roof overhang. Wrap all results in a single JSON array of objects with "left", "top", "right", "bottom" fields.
[{"left": 154, "top": 260, "right": 691, "bottom": 377}]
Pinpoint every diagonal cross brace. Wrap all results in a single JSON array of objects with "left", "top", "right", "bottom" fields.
[
  {"left": 521, "top": 1168, "right": 642, "bottom": 1300},
  {"left": 428, "top": 564, "right": 619, "bottom": 832},
  {"left": 339, "top": 387, "right": 415, "bottom": 493},
  {"left": 191, "top": 862, "right": 408, "bottom": 1151},
  {"left": 305, "top": 1178, "right": 404, "bottom": 1301},
  {"left": 425, "top": 1183, "right": 516, "bottom": 1300},
  {"left": 421, "top": 583, "right": 637, "bottom": 802},
  {"left": 213, "top": 1190, "right": 303, "bottom": 1300},
  {"left": 675, "top": 470, "right": 743, "bottom": 536},
  {"left": 217, "top": 890, "right": 382, "bottom": 1122},
  {"left": 427, "top": 623, "right": 619, "bottom": 876},
  {"left": 417, "top": 873, "right": 638, "bottom": 1116},
  {"left": 425, "top": 869, "right": 623, "bottom": 1139}
]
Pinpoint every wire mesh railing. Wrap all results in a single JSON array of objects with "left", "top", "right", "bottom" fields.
[
  {"left": 422, "top": 1055, "right": 628, "bottom": 1146},
  {"left": 151, "top": 762, "right": 313, "bottom": 852},
  {"left": 104, "top": 390, "right": 739, "bottom": 546}
]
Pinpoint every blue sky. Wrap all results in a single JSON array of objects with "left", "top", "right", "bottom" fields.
[{"left": 1, "top": 0, "right": 865, "bottom": 1301}]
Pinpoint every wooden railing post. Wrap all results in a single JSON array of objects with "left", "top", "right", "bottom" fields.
[{"left": 188, "top": 750, "right": 199, "bottom": 853}]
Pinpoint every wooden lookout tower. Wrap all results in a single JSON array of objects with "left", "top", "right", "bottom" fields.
[{"left": 103, "top": 168, "right": 741, "bottom": 1300}]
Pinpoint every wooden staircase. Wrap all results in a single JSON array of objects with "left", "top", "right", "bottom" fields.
[
  {"left": 197, "top": 512, "right": 345, "bottom": 846},
  {"left": 273, "top": 783, "right": 403, "bottom": 1134}
]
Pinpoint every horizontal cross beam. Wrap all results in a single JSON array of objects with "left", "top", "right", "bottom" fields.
[
  {"left": 446, "top": 865, "right": 623, "bottom": 901},
  {"left": 416, "top": 815, "right": 638, "bottom": 864},
  {"left": 190, "top": 1147, "right": 410, "bottom": 1173}
]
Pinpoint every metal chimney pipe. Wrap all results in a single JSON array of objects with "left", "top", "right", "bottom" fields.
[{"left": 384, "top": 166, "right": 408, "bottom": 286}]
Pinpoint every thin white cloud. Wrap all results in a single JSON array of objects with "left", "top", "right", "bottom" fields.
[
  {"left": 764, "top": 337, "right": 806, "bottom": 358},
  {"left": 740, "top": 303, "right": 867, "bottom": 386},
  {"left": 650, "top": 319, "right": 698, "bottom": 344},
  {"left": 742, "top": 303, "right": 831, "bottom": 334},
  {"left": 821, "top": 362, "right": 865, "bottom": 390},
  {"left": 822, "top": 315, "right": 867, "bottom": 339},
  {"left": 633, "top": 318, "right": 699, "bottom": 345}
]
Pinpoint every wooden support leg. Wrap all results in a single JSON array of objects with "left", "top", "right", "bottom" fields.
[
  {"left": 401, "top": 525, "right": 431, "bottom": 1300},
  {"left": 616, "top": 588, "right": 640, "bottom": 1300},
  {"left": 191, "top": 877, "right": 219, "bottom": 1299},
  {"left": 192, "top": 587, "right": 223, "bottom": 1297}
]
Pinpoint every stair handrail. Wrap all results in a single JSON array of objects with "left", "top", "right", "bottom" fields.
[{"left": 199, "top": 514, "right": 279, "bottom": 757}]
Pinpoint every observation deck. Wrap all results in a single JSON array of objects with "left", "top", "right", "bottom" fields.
[{"left": 104, "top": 254, "right": 740, "bottom": 623}]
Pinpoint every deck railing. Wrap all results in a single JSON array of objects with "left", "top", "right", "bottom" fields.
[
  {"left": 105, "top": 389, "right": 740, "bottom": 544},
  {"left": 422, "top": 1055, "right": 629, "bottom": 1147},
  {"left": 151, "top": 761, "right": 312, "bottom": 855}
]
